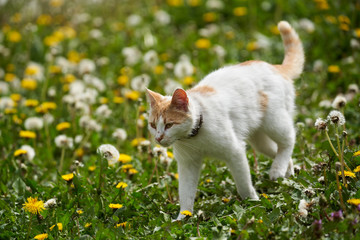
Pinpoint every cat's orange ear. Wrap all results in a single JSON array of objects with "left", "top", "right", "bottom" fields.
[
  {"left": 146, "top": 89, "right": 163, "bottom": 108},
  {"left": 171, "top": 88, "right": 188, "bottom": 112}
]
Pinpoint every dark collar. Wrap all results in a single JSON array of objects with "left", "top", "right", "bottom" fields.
[{"left": 188, "top": 114, "right": 203, "bottom": 138}]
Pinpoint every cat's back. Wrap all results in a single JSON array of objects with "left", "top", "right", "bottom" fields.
[{"left": 191, "top": 61, "right": 291, "bottom": 98}]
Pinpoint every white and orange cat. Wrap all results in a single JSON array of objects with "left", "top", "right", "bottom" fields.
[{"left": 146, "top": 21, "right": 304, "bottom": 220}]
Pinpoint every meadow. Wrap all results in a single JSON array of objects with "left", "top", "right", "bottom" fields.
[{"left": 1, "top": 0, "right": 360, "bottom": 239}]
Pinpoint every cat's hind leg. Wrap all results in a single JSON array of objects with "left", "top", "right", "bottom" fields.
[
  {"left": 263, "top": 111, "right": 295, "bottom": 180},
  {"left": 248, "top": 130, "right": 277, "bottom": 159}
]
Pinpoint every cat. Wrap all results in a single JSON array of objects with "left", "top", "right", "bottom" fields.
[{"left": 146, "top": 21, "right": 304, "bottom": 220}]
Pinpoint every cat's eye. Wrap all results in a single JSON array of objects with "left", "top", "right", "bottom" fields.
[
  {"left": 150, "top": 122, "right": 156, "bottom": 129},
  {"left": 165, "top": 123, "right": 174, "bottom": 130}
]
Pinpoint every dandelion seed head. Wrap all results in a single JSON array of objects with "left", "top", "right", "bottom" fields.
[
  {"left": 314, "top": 118, "right": 327, "bottom": 131},
  {"left": 44, "top": 198, "right": 57, "bottom": 208},
  {"left": 97, "top": 144, "right": 120, "bottom": 165},
  {"left": 112, "top": 128, "right": 127, "bottom": 141},
  {"left": 327, "top": 110, "right": 345, "bottom": 125},
  {"left": 331, "top": 95, "right": 347, "bottom": 109},
  {"left": 55, "top": 135, "right": 73, "bottom": 149}
]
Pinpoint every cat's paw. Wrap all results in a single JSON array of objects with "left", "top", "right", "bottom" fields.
[
  {"left": 269, "top": 167, "right": 286, "bottom": 180},
  {"left": 285, "top": 159, "right": 294, "bottom": 177},
  {"left": 172, "top": 213, "right": 186, "bottom": 222}
]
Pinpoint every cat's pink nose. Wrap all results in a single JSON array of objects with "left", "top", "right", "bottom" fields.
[{"left": 156, "top": 135, "right": 164, "bottom": 142}]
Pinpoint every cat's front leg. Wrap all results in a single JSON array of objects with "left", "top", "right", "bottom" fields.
[{"left": 174, "top": 148, "right": 203, "bottom": 221}]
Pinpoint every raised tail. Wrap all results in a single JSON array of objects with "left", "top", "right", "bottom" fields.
[{"left": 276, "top": 21, "right": 304, "bottom": 79}]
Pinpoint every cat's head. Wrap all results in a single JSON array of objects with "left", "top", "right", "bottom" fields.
[{"left": 146, "top": 88, "right": 193, "bottom": 147}]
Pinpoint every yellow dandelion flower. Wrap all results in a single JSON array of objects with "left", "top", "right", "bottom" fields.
[
  {"left": 11, "top": 13, "right": 22, "bottom": 23},
  {"left": 206, "top": 179, "right": 212, "bottom": 183},
  {"left": 113, "top": 96, "right": 124, "bottom": 104},
  {"left": 167, "top": 151, "right": 174, "bottom": 158},
  {"left": 44, "top": 35, "right": 60, "bottom": 47},
  {"left": 338, "top": 171, "right": 356, "bottom": 178},
  {"left": 37, "top": 14, "right": 52, "bottom": 25},
  {"left": 121, "top": 164, "right": 134, "bottom": 170},
  {"left": 257, "top": 219, "right": 263, "bottom": 223},
  {"left": 195, "top": 38, "right": 211, "bottom": 49},
  {"left": 58, "top": 26, "right": 76, "bottom": 39},
  {"left": 100, "top": 97, "right": 109, "bottom": 104},
  {"left": 19, "top": 130, "right": 36, "bottom": 139},
  {"left": 7, "top": 30, "right": 22, "bottom": 42},
  {"left": 353, "top": 150, "right": 360, "bottom": 157},
  {"left": 67, "top": 50, "right": 81, "bottom": 63},
  {"left": 183, "top": 76, "right": 194, "bottom": 85},
  {"left": 63, "top": 74, "right": 76, "bottom": 83},
  {"left": 167, "top": 0, "right": 183, "bottom": 7},
  {"left": 5, "top": 108, "right": 17, "bottom": 114},
  {"left": 56, "top": 122, "right": 71, "bottom": 131},
  {"left": 75, "top": 148, "right": 84, "bottom": 157},
  {"left": 21, "top": 78, "right": 37, "bottom": 90},
  {"left": 77, "top": 210, "right": 83, "bottom": 214},
  {"left": 246, "top": 41, "right": 258, "bottom": 51},
  {"left": 270, "top": 25, "right": 280, "bottom": 35},
  {"left": 128, "top": 168, "right": 138, "bottom": 174},
  {"left": 13, "top": 115, "right": 23, "bottom": 124},
  {"left": 35, "top": 102, "right": 57, "bottom": 113},
  {"left": 355, "top": 29, "right": 360, "bottom": 38},
  {"left": 233, "top": 7, "right": 247, "bottom": 17},
  {"left": 119, "top": 154, "right": 132, "bottom": 163},
  {"left": 116, "top": 182, "right": 128, "bottom": 189},
  {"left": 57, "top": 223, "right": 63, "bottom": 231},
  {"left": 117, "top": 75, "right": 129, "bottom": 85},
  {"left": 33, "top": 233, "right": 48, "bottom": 240},
  {"left": 109, "top": 203, "right": 123, "bottom": 209},
  {"left": 222, "top": 198, "right": 230, "bottom": 203},
  {"left": 14, "top": 149, "right": 27, "bottom": 157},
  {"left": 85, "top": 223, "right": 92, "bottom": 228},
  {"left": 174, "top": 173, "right": 179, "bottom": 179},
  {"left": 5, "top": 73, "right": 16, "bottom": 82},
  {"left": 180, "top": 210, "right": 192, "bottom": 216},
  {"left": 49, "top": 65, "right": 62, "bottom": 74},
  {"left": 61, "top": 173, "right": 74, "bottom": 181},
  {"left": 88, "top": 166, "right": 96, "bottom": 171},
  {"left": 261, "top": 193, "right": 269, "bottom": 199},
  {"left": 328, "top": 65, "right": 340, "bottom": 73},
  {"left": 10, "top": 93, "right": 21, "bottom": 102},
  {"left": 125, "top": 91, "right": 140, "bottom": 101},
  {"left": 203, "top": 12, "right": 217, "bottom": 22},
  {"left": 25, "top": 99, "right": 39, "bottom": 107},
  {"left": 23, "top": 197, "right": 45, "bottom": 215},
  {"left": 154, "top": 65, "right": 164, "bottom": 75},
  {"left": 50, "top": 0, "right": 64, "bottom": 7},
  {"left": 25, "top": 66, "right": 39, "bottom": 76},
  {"left": 49, "top": 225, "right": 55, "bottom": 231},
  {"left": 353, "top": 165, "right": 360, "bottom": 173},
  {"left": 115, "top": 222, "right": 127, "bottom": 228},
  {"left": 131, "top": 138, "right": 147, "bottom": 147},
  {"left": 347, "top": 198, "right": 360, "bottom": 206},
  {"left": 339, "top": 23, "right": 349, "bottom": 31}
]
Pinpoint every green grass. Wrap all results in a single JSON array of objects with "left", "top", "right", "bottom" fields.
[{"left": 1, "top": 0, "right": 360, "bottom": 239}]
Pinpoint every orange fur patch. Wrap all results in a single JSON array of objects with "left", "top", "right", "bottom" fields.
[
  {"left": 188, "top": 85, "right": 216, "bottom": 95},
  {"left": 271, "top": 65, "right": 292, "bottom": 81},
  {"left": 149, "top": 98, "right": 189, "bottom": 124},
  {"left": 258, "top": 91, "right": 268, "bottom": 112}
]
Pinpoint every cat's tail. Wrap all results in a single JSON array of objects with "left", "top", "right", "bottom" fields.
[{"left": 277, "top": 21, "right": 304, "bottom": 80}]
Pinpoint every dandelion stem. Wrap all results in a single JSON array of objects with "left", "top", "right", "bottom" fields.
[
  {"left": 98, "top": 156, "right": 104, "bottom": 190},
  {"left": 59, "top": 147, "right": 66, "bottom": 173},
  {"left": 325, "top": 131, "right": 339, "bottom": 158},
  {"left": 335, "top": 165, "right": 346, "bottom": 213},
  {"left": 335, "top": 127, "right": 346, "bottom": 185}
]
